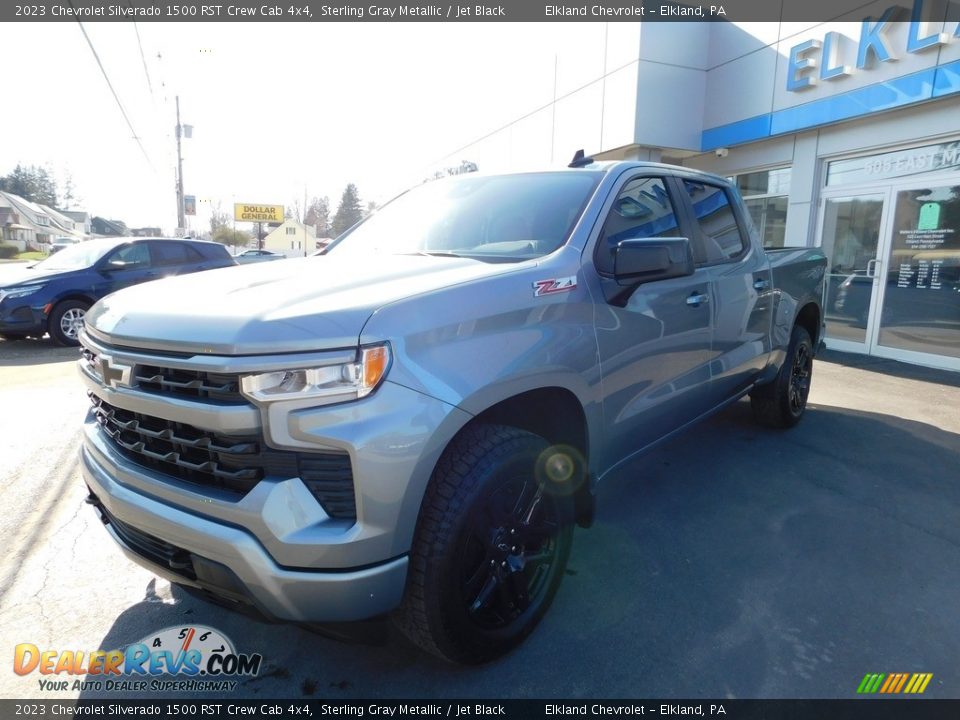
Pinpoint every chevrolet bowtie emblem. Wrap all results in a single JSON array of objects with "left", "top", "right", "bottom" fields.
[{"left": 98, "top": 353, "right": 133, "bottom": 389}]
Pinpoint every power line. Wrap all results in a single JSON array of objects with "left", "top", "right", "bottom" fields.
[
  {"left": 72, "top": 17, "right": 156, "bottom": 172},
  {"left": 129, "top": 17, "right": 156, "bottom": 105}
]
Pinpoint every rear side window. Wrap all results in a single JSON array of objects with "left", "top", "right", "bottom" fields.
[
  {"left": 679, "top": 181, "right": 745, "bottom": 264},
  {"left": 150, "top": 242, "right": 202, "bottom": 266},
  {"left": 596, "top": 177, "right": 680, "bottom": 274}
]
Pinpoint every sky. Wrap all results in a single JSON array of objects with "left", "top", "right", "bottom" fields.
[{"left": 0, "top": 22, "right": 602, "bottom": 233}]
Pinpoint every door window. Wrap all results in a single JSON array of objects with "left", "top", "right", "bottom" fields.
[
  {"left": 106, "top": 243, "right": 149, "bottom": 269},
  {"left": 150, "top": 242, "right": 202, "bottom": 266},
  {"left": 595, "top": 177, "right": 680, "bottom": 274},
  {"left": 679, "top": 181, "right": 745, "bottom": 264}
]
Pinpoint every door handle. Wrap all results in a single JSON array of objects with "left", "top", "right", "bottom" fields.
[
  {"left": 753, "top": 277, "right": 770, "bottom": 290},
  {"left": 686, "top": 292, "right": 710, "bottom": 307},
  {"left": 866, "top": 258, "right": 880, "bottom": 278}
]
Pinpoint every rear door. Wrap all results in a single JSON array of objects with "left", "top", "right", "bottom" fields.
[
  {"left": 590, "top": 174, "right": 716, "bottom": 470},
  {"left": 673, "top": 177, "right": 774, "bottom": 404}
]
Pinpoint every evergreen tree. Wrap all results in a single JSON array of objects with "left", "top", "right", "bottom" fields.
[
  {"left": 331, "top": 184, "right": 363, "bottom": 237},
  {"left": 0, "top": 164, "right": 59, "bottom": 206}
]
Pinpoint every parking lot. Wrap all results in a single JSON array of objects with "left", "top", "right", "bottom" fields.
[{"left": 1, "top": 337, "right": 958, "bottom": 700}]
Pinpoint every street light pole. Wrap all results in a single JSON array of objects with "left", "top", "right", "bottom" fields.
[{"left": 175, "top": 95, "right": 185, "bottom": 233}]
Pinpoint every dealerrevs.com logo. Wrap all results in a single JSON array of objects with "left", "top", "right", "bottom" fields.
[{"left": 13, "top": 625, "right": 263, "bottom": 693}]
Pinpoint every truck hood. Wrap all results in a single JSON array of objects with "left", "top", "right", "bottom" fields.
[{"left": 86, "top": 253, "right": 522, "bottom": 355}]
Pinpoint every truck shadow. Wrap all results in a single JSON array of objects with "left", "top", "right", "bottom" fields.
[
  {"left": 0, "top": 336, "right": 79, "bottom": 367},
  {"left": 79, "top": 400, "right": 960, "bottom": 699}
]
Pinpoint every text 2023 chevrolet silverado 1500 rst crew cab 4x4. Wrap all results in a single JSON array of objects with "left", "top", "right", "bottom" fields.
[{"left": 78, "top": 161, "right": 826, "bottom": 663}]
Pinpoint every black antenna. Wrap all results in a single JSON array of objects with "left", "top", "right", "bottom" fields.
[{"left": 568, "top": 149, "right": 594, "bottom": 168}]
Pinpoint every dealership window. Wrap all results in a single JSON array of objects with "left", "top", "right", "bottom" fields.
[{"left": 731, "top": 167, "right": 790, "bottom": 248}]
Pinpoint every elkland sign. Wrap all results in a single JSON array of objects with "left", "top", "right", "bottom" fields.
[{"left": 787, "top": 0, "right": 960, "bottom": 91}]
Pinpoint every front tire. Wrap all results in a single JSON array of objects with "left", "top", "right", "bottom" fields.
[
  {"left": 395, "top": 424, "right": 575, "bottom": 664},
  {"left": 49, "top": 300, "right": 90, "bottom": 347},
  {"left": 750, "top": 325, "right": 814, "bottom": 428}
]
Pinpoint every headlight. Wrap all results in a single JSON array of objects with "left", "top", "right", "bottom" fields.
[
  {"left": 0, "top": 284, "right": 45, "bottom": 303},
  {"left": 240, "top": 343, "right": 391, "bottom": 404}
]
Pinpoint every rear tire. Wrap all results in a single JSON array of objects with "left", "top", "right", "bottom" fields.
[
  {"left": 750, "top": 325, "right": 814, "bottom": 428},
  {"left": 394, "top": 424, "right": 575, "bottom": 664},
  {"left": 49, "top": 300, "right": 90, "bottom": 347}
]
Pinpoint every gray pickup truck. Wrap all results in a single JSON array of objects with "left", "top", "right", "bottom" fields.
[{"left": 78, "top": 160, "right": 826, "bottom": 664}]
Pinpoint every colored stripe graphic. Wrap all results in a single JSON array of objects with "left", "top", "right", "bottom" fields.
[
  {"left": 857, "top": 674, "right": 886, "bottom": 693},
  {"left": 858, "top": 673, "right": 933, "bottom": 694}
]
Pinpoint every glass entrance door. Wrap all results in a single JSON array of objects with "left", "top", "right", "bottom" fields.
[
  {"left": 820, "top": 194, "right": 887, "bottom": 350},
  {"left": 874, "top": 184, "right": 960, "bottom": 367}
]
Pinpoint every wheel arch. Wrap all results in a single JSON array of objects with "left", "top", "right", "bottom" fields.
[
  {"left": 794, "top": 301, "right": 821, "bottom": 348},
  {"left": 444, "top": 386, "right": 594, "bottom": 529},
  {"left": 47, "top": 292, "right": 97, "bottom": 314}
]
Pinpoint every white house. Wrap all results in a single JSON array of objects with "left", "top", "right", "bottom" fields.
[{"left": 261, "top": 219, "right": 316, "bottom": 258}]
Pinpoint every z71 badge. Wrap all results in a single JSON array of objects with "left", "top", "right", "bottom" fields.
[{"left": 533, "top": 276, "right": 577, "bottom": 296}]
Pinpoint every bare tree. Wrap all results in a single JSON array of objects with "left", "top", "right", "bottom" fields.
[
  {"left": 305, "top": 196, "right": 331, "bottom": 237},
  {"left": 209, "top": 201, "right": 230, "bottom": 235}
]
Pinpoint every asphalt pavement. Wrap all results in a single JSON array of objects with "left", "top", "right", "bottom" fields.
[{"left": 1, "top": 337, "right": 958, "bottom": 700}]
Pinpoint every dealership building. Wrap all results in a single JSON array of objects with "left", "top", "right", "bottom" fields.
[{"left": 439, "top": 13, "right": 960, "bottom": 370}]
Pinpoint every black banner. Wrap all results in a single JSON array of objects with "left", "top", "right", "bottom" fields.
[
  {"left": 3, "top": 0, "right": 956, "bottom": 23},
  {"left": 2, "top": 700, "right": 960, "bottom": 720}
]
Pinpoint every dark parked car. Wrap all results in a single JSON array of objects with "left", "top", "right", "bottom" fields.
[
  {"left": 0, "top": 237, "right": 235, "bottom": 346},
  {"left": 235, "top": 249, "right": 285, "bottom": 263}
]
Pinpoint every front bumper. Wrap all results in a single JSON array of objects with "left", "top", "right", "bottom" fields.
[
  {"left": 77, "top": 332, "right": 472, "bottom": 622},
  {"left": 0, "top": 301, "right": 46, "bottom": 335},
  {"left": 82, "top": 441, "right": 409, "bottom": 622}
]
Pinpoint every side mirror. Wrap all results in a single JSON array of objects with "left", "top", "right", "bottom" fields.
[
  {"left": 614, "top": 237, "right": 694, "bottom": 286},
  {"left": 103, "top": 260, "right": 128, "bottom": 272}
]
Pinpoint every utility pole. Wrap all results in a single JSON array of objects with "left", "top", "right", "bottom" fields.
[{"left": 175, "top": 95, "right": 185, "bottom": 233}]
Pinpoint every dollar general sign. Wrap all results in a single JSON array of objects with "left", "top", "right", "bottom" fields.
[{"left": 234, "top": 203, "right": 284, "bottom": 223}]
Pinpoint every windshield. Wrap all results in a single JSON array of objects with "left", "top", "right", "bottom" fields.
[
  {"left": 30, "top": 239, "right": 121, "bottom": 272},
  {"left": 328, "top": 172, "right": 601, "bottom": 261}
]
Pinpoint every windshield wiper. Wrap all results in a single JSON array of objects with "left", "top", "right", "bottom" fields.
[{"left": 401, "top": 251, "right": 463, "bottom": 258}]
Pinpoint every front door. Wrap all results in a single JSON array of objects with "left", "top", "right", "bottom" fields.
[
  {"left": 819, "top": 193, "right": 887, "bottom": 352},
  {"left": 591, "top": 175, "right": 715, "bottom": 471},
  {"left": 873, "top": 183, "right": 960, "bottom": 369},
  {"left": 818, "top": 181, "right": 960, "bottom": 370}
]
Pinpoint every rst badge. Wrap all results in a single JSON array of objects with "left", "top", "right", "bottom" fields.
[{"left": 533, "top": 276, "right": 577, "bottom": 297}]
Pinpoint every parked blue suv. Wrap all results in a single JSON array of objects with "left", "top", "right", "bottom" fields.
[{"left": 0, "top": 237, "right": 235, "bottom": 346}]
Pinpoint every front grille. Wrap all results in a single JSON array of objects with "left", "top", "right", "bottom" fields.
[
  {"left": 91, "top": 393, "right": 272, "bottom": 495},
  {"left": 90, "top": 393, "right": 357, "bottom": 519},
  {"left": 136, "top": 364, "right": 244, "bottom": 404},
  {"left": 81, "top": 347, "right": 245, "bottom": 404}
]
